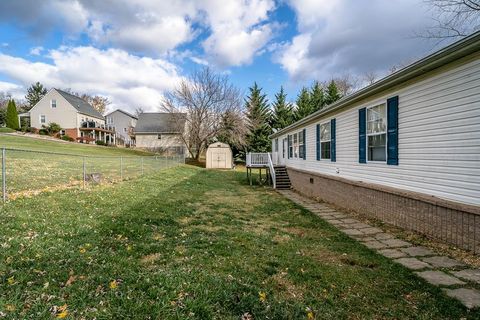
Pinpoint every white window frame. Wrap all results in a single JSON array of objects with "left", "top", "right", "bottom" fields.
[
  {"left": 50, "top": 99, "right": 56, "bottom": 108},
  {"left": 40, "top": 115, "right": 46, "bottom": 124},
  {"left": 366, "top": 102, "right": 387, "bottom": 163},
  {"left": 298, "top": 130, "right": 305, "bottom": 159},
  {"left": 320, "top": 121, "right": 331, "bottom": 160}
]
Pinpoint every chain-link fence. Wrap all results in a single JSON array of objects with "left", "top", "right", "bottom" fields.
[{"left": 0, "top": 148, "right": 184, "bottom": 202}]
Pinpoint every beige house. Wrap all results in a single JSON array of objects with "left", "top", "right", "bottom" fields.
[
  {"left": 105, "top": 109, "right": 137, "bottom": 146},
  {"left": 134, "top": 112, "right": 186, "bottom": 155},
  {"left": 206, "top": 142, "right": 233, "bottom": 169},
  {"left": 28, "top": 88, "right": 115, "bottom": 143}
]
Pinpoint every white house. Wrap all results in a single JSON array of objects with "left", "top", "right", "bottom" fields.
[
  {"left": 134, "top": 112, "right": 186, "bottom": 155},
  {"left": 270, "top": 31, "right": 480, "bottom": 253},
  {"left": 28, "top": 88, "right": 115, "bottom": 143},
  {"left": 105, "top": 109, "right": 137, "bottom": 146}
]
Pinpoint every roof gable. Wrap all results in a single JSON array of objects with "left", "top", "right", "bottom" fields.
[
  {"left": 55, "top": 89, "right": 104, "bottom": 119},
  {"left": 105, "top": 109, "right": 138, "bottom": 119}
]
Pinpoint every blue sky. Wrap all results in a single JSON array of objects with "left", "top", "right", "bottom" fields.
[{"left": 0, "top": 0, "right": 451, "bottom": 112}]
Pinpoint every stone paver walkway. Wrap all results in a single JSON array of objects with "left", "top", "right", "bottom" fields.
[{"left": 279, "top": 190, "right": 480, "bottom": 309}]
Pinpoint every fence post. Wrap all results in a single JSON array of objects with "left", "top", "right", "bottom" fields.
[
  {"left": 2, "top": 148, "right": 6, "bottom": 203},
  {"left": 120, "top": 156, "right": 123, "bottom": 180},
  {"left": 82, "top": 157, "right": 86, "bottom": 189}
]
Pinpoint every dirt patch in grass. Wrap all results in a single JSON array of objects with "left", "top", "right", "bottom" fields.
[
  {"left": 270, "top": 271, "right": 305, "bottom": 300},
  {"left": 272, "top": 234, "right": 291, "bottom": 244},
  {"left": 141, "top": 253, "right": 162, "bottom": 264}
]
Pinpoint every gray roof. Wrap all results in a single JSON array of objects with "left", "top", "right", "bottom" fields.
[
  {"left": 105, "top": 109, "right": 138, "bottom": 119},
  {"left": 56, "top": 89, "right": 104, "bottom": 119},
  {"left": 135, "top": 112, "right": 186, "bottom": 133}
]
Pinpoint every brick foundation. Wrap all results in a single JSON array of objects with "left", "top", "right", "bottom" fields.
[
  {"left": 64, "top": 128, "right": 79, "bottom": 139},
  {"left": 287, "top": 168, "right": 480, "bottom": 254}
]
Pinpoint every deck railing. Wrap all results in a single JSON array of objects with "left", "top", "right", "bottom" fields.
[
  {"left": 267, "top": 153, "right": 276, "bottom": 189},
  {"left": 246, "top": 152, "right": 269, "bottom": 167},
  {"left": 246, "top": 152, "right": 276, "bottom": 189}
]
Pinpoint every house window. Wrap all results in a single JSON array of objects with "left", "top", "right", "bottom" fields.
[
  {"left": 367, "top": 103, "right": 387, "bottom": 162},
  {"left": 40, "top": 115, "right": 46, "bottom": 124},
  {"left": 288, "top": 135, "right": 293, "bottom": 158},
  {"left": 320, "top": 122, "right": 331, "bottom": 159},
  {"left": 157, "top": 134, "right": 162, "bottom": 140},
  {"left": 293, "top": 133, "right": 298, "bottom": 158},
  {"left": 298, "top": 131, "right": 305, "bottom": 159},
  {"left": 123, "top": 128, "right": 127, "bottom": 132},
  {"left": 51, "top": 99, "right": 56, "bottom": 108},
  {"left": 282, "top": 138, "right": 286, "bottom": 158},
  {"left": 106, "top": 117, "right": 113, "bottom": 124}
]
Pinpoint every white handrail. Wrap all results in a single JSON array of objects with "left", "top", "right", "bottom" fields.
[{"left": 267, "top": 153, "right": 276, "bottom": 189}]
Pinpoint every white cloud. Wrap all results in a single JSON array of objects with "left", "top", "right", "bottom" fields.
[
  {"left": 277, "top": 0, "right": 438, "bottom": 82},
  {"left": 0, "top": 0, "right": 276, "bottom": 67},
  {"left": 200, "top": 0, "right": 276, "bottom": 66},
  {"left": 0, "top": 46, "right": 183, "bottom": 112},
  {"left": 0, "top": 81, "right": 24, "bottom": 100},
  {"left": 29, "top": 46, "right": 44, "bottom": 56}
]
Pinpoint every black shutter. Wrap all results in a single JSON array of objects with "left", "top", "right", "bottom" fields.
[
  {"left": 331, "top": 118, "right": 336, "bottom": 162},
  {"left": 387, "top": 96, "right": 399, "bottom": 165},
  {"left": 359, "top": 108, "right": 366, "bottom": 163},
  {"left": 302, "top": 128, "right": 306, "bottom": 160},
  {"left": 316, "top": 124, "right": 320, "bottom": 161}
]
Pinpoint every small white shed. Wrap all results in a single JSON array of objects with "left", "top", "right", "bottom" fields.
[{"left": 206, "top": 142, "right": 233, "bottom": 169}]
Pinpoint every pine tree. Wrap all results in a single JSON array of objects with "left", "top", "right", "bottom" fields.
[
  {"left": 25, "top": 82, "right": 47, "bottom": 110},
  {"left": 294, "top": 87, "right": 314, "bottom": 121},
  {"left": 245, "top": 82, "right": 272, "bottom": 153},
  {"left": 270, "top": 86, "right": 294, "bottom": 130},
  {"left": 324, "top": 80, "right": 341, "bottom": 105},
  {"left": 6, "top": 100, "right": 19, "bottom": 130},
  {"left": 310, "top": 81, "right": 325, "bottom": 112}
]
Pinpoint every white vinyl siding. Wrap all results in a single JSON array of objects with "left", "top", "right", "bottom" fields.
[{"left": 273, "top": 55, "right": 480, "bottom": 205}]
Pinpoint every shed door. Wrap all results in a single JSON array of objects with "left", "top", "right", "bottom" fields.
[{"left": 212, "top": 151, "right": 226, "bottom": 168}]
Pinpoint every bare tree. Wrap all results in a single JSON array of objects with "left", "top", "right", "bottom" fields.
[
  {"left": 362, "top": 71, "right": 378, "bottom": 86},
  {"left": 134, "top": 107, "right": 145, "bottom": 117},
  {"left": 422, "top": 0, "right": 480, "bottom": 40},
  {"left": 331, "top": 74, "right": 360, "bottom": 96},
  {"left": 161, "top": 67, "right": 242, "bottom": 160}
]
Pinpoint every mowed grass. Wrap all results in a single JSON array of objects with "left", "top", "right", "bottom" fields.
[
  {"left": 0, "top": 166, "right": 478, "bottom": 319},
  {"left": 0, "top": 135, "right": 178, "bottom": 196}
]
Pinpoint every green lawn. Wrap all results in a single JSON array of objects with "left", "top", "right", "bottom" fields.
[
  {"left": 0, "top": 134, "right": 151, "bottom": 156},
  {"left": 0, "top": 166, "right": 477, "bottom": 319},
  {"left": 0, "top": 135, "right": 180, "bottom": 197}
]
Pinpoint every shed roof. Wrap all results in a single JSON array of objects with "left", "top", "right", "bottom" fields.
[
  {"left": 208, "top": 142, "right": 231, "bottom": 149},
  {"left": 135, "top": 112, "right": 186, "bottom": 133},
  {"left": 271, "top": 30, "right": 480, "bottom": 138},
  {"left": 55, "top": 89, "right": 104, "bottom": 119}
]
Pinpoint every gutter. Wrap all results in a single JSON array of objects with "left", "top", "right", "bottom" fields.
[{"left": 270, "top": 31, "right": 480, "bottom": 139}]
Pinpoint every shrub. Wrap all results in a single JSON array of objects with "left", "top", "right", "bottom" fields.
[
  {"left": 6, "top": 100, "right": 19, "bottom": 130},
  {"left": 61, "top": 135, "right": 74, "bottom": 142},
  {"left": 95, "top": 140, "right": 106, "bottom": 146}
]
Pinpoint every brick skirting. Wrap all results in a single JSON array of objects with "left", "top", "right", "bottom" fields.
[{"left": 287, "top": 168, "right": 480, "bottom": 254}]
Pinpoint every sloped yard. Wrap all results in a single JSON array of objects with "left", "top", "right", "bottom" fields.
[{"left": 0, "top": 165, "right": 478, "bottom": 319}]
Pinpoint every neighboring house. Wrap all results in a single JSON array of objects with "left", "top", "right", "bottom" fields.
[
  {"left": 270, "top": 32, "right": 480, "bottom": 253},
  {"left": 134, "top": 112, "right": 186, "bottom": 155},
  {"left": 105, "top": 109, "right": 137, "bottom": 146},
  {"left": 28, "top": 88, "right": 115, "bottom": 143}
]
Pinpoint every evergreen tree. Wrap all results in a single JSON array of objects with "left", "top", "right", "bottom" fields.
[
  {"left": 324, "top": 80, "right": 341, "bottom": 105},
  {"left": 245, "top": 82, "right": 272, "bottom": 153},
  {"left": 6, "top": 100, "right": 19, "bottom": 130},
  {"left": 270, "top": 86, "right": 294, "bottom": 130},
  {"left": 25, "top": 82, "right": 47, "bottom": 110},
  {"left": 294, "top": 87, "right": 314, "bottom": 121},
  {"left": 310, "top": 81, "right": 325, "bottom": 112}
]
